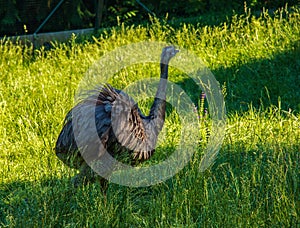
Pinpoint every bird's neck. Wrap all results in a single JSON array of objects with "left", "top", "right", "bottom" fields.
[
  {"left": 155, "top": 62, "right": 169, "bottom": 100},
  {"left": 160, "top": 63, "right": 168, "bottom": 79},
  {"left": 148, "top": 62, "right": 169, "bottom": 133}
]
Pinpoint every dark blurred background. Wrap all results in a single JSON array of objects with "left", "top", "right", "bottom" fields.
[{"left": 0, "top": 0, "right": 298, "bottom": 36}]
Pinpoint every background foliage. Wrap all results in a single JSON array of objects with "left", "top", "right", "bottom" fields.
[{"left": 0, "top": 0, "right": 298, "bottom": 36}]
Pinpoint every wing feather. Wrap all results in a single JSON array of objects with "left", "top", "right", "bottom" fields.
[
  {"left": 55, "top": 84, "right": 116, "bottom": 167},
  {"left": 55, "top": 83, "right": 157, "bottom": 170},
  {"left": 111, "top": 92, "right": 157, "bottom": 160}
]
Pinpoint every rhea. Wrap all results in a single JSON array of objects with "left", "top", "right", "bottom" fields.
[{"left": 55, "top": 46, "right": 179, "bottom": 186}]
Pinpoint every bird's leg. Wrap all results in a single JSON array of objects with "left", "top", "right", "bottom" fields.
[
  {"left": 71, "top": 162, "right": 109, "bottom": 194},
  {"left": 98, "top": 178, "right": 108, "bottom": 196},
  {"left": 71, "top": 162, "right": 96, "bottom": 187}
]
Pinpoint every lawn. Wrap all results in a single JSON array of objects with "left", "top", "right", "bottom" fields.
[{"left": 0, "top": 6, "right": 299, "bottom": 227}]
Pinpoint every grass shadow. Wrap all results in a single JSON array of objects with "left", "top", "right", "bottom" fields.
[
  {"left": 213, "top": 42, "right": 300, "bottom": 113},
  {"left": 175, "top": 41, "right": 299, "bottom": 113},
  {"left": 1, "top": 136, "right": 299, "bottom": 227}
]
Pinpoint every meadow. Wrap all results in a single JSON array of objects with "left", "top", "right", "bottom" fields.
[{"left": 0, "top": 6, "right": 299, "bottom": 227}]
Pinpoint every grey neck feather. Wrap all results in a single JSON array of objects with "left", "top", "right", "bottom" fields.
[{"left": 148, "top": 61, "right": 169, "bottom": 133}]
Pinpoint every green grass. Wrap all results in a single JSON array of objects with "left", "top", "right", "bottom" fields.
[{"left": 0, "top": 6, "right": 299, "bottom": 227}]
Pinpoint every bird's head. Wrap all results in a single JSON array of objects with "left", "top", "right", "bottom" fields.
[{"left": 161, "top": 46, "right": 179, "bottom": 64}]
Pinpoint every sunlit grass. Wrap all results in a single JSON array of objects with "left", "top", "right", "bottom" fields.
[{"left": 0, "top": 6, "right": 299, "bottom": 227}]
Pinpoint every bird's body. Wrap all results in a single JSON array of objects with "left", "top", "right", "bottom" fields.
[{"left": 55, "top": 46, "right": 179, "bottom": 187}]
